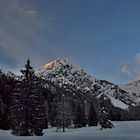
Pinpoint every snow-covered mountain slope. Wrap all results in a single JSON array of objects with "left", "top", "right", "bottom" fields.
[
  {"left": 0, "top": 69, "right": 16, "bottom": 78},
  {"left": 37, "top": 59, "right": 96, "bottom": 94},
  {"left": 97, "top": 80, "right": 136, "bottom": 106},
  {"left": 0, "top": 69, "right": 21, "bottom": 81},
  {"left": 37, "top": 59, "right": 136, "bottom": 109},
  {"left": 119, "top": 80, "right": 140, "bottom": 105}
]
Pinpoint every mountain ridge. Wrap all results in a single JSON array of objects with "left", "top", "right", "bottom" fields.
[
  {"left": 1, "top": 59, "right": 140, "bottom": 109},
  {"left": 36, "top": 59, "right": 139, "bottom": 109}
]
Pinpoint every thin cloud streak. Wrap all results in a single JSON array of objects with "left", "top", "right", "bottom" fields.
[
  {"left": 120, "top": 53, "right": 140, "bottom": 80},
  {"left": 0, "top": 28, "right": 45, "bottom": 65},
  {"left": 0, "top": 0, "right": 62, "bottom": 67}
]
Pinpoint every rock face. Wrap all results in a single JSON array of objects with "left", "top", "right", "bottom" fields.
[
  {"left": 119, "top": 80, "right": 140, "bottom": 105},
  {"left": 37, "top": 59, "right": 96, "bottom": 93},
  {"left": 37, "top": 59, "right": 140, "bottom": 109}
]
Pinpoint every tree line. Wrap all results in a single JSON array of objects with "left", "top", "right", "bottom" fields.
[{"left": 1, "top": 59, "right": 135, "bottom": 136}]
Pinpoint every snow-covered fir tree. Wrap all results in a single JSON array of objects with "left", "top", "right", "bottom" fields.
[{"left": 98, "top": 94, "right": 114, "bottom": 130}]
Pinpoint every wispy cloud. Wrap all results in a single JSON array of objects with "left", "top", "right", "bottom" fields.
[
  {"left": 120, "top": 65, "right": 132, "bottom": 76},
  {"left": 0, "top": 27, "right": 45, "bottom": 65},
  {"left": 135, "top": 53, "right": 140, "bottom": 64},
  {"left": 120, "top": 53, "right": 140, "bottom": 80},
  {"left": 0, "top": 0, "right": 60, "bottom": 68}
]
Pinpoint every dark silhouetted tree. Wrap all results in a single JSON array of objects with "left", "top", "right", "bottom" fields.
[
  {"left": 56, "top": 93, "right": 73, "bottom": 132},
  {"left": 88, "top": 102, "right": 98, "bottom": 126},
  {"left": 10, "top": 59, "right": 46, "bottom": 136},
  {"left": 98, "top": 94, "right": 114, "bottom": 130},
  {"left": 74, "top": 103, "right": 86, "bottom": 128}
]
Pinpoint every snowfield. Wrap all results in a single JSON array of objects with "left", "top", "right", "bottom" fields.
[{"left": 0, "top": 121, "right": 140, "bottom": 140}]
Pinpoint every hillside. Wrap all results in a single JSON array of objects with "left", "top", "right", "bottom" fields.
[{"left": 37, "top": 59, "right": 139, "bottom": 109}]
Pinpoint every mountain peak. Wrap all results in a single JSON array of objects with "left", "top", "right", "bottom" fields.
[
  {"left": 43, "top": 59, "right": 69, "bottom": 69},
  {"left": 37, "top": 59, "right": 96, "bottom": 91}
]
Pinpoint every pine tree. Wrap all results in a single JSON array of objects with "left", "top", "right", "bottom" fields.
[
  {"left": 73, "top": 103, "right": 86, "bottom": 128},
  {"left": 20, "top": 59, "right": 35, "bottom": 88},
  {"left": 0, "top": 71, "right": 15, "bottom": 130},
  {"left": 0, "top": 96, "right": 3, "bottom": 118},
  {"left": 10, "top": 59, "right": 46, "bottom": 136},
  {"left": 98, "top": 94, "right": 114, "bottom": 130},
  {"left": 9, "top": 90, "right": 26, "bottom": 135},
  {"left": 28, "top": 90, "right": 45, "bottom": 136},
  {"left": 88, "top": 102, "right": 98, "bottom": 126},
  {"left": 56, "top": 93, "right": 73, "bottom": 132},
  {"left": 20, "top": 59, "right": 36, "bottom": 136}
]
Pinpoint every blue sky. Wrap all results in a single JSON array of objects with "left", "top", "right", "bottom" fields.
[{"left": 1, "top": 0, "right": 140, "bottom": 83}]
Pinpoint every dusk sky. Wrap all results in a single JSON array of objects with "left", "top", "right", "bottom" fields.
[{"left": 1, "top": 0, "right": 140, "bottom": 83}]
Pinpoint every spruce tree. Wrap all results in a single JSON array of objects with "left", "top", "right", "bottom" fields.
[
  {"left": 74, "top": 103, "right": 86, "bottom": 128},
  {"left": 88, "top": 102, "right": 98, "bottom": 126},
  {"left": 20, "top": 59, "right": 35, "bottom": 88},
  {"left": 0, "top": 71, "right": 15, "bottom": 130},
  {"left": 10, "top": 59, "right": 46, "bottom": 136},
  {"left": 98, "top": 94, "right": 114, "bottom": 130},
  {"left": 56, "top": 93, "right": 73, "bottom": 132},
  {"left": 20, "top": 59, "right": 36, "bottom": 136}
]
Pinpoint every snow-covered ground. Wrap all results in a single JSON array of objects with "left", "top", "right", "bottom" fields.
[{"left": 0, "top": 121, "right": 140, "bottom": 140}]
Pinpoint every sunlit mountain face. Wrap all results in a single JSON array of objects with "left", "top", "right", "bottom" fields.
[{"left": 43, "top": 60, "right": 65, "bottom": 69}]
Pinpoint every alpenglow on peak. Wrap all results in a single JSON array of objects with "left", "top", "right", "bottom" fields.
[{"left": 43, "top": 59, "right": 69, "bottom": 69}]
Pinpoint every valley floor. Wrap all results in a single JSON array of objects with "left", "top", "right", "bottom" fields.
[{"left": 0, "top": 121, "right": 140, "bottom": 140}]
